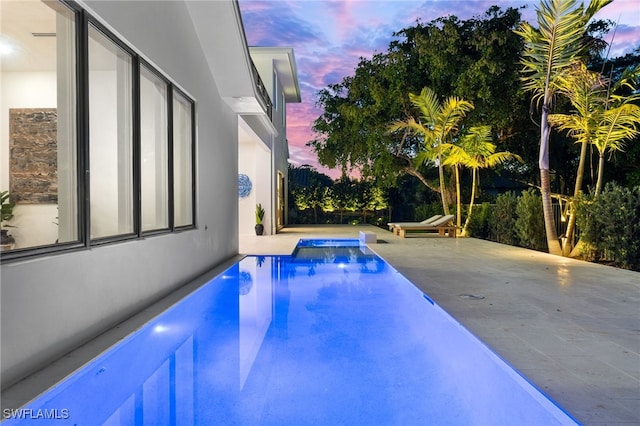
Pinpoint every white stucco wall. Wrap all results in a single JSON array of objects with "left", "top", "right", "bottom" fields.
[
  {"left": 1, "top": 0, "right": 240, "bottom": 387},
  {"left": 248, "top": 56, "right": 292, "bottom": 232},
  {"left": 238, "top": 117, "right": 272, "bottom": 236}
]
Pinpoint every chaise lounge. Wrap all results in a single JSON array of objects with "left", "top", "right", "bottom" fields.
[
  {"left": 395, "top": 214, "right": 457, "bottom": 238},
  {"left": 387, "top": 214, "right": 442, "bottom": 235}
]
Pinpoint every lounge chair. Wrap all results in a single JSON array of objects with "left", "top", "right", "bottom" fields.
[
  {"left": 395, "top": 214, "right": 457, "bottom": 238},
  {"left": 387, "top": 214, "right": 443, "bottom": 235}
]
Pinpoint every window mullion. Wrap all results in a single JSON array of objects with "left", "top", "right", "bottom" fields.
[
  {"left": 77, "top": 8, "right": 91, "bottom": 249},
  {"left": 133, "top": 57, "right": 142, "bottom": 238},
  {"left": 168, "top": 85, "right": 175, "bottom": 231}
]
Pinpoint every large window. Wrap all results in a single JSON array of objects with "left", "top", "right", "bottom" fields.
[
  {"left": 140, "top": 64, "right": 169, "bottom": 233},
  {"left": 88, "top": 24, "right": 134, "bottom": 240},
  {"left": 172, "top": 90, "right": 194, "bottom": 228},
  {"left": 0, "top": 0, "right": 196, "bottom": 260},
  {"left": 0, "top": 0, "right": 78, "bottom": 252}
]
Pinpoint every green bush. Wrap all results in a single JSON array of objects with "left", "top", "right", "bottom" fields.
[
  {"left": 575, "top": 183, "right": 640, "bottom": 270},
  {"left": 574, "top": 192, "right": 598, "bottom": 260},
  {"left": 465, "top": 202, "right": 492, "bottom": 239},
  {"left": 515, "top": 189, "right": 547, "bottom": 251},
  {"left": 413, "top": 202, "right": 442, "bottom": 221},
  {"left": 489, "top": 191, "right": 518, "bottom": 245}
]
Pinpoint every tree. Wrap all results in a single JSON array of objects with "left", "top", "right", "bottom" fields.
[
  {"left": 388, "top": 87, "right": 474, "bottom": 215},
  {"left": 329, "top": 177, "right": 357, "bottom": 224},
  {"left": 593, "top": 104, "right": 640, "bottom": 194},
  {"left": 516, "top": 0, "right": 612, "bottom": 255},
  {"left": 443, "top": 126, "right": 522, "bottom": 236},
  {"left": 310, "top": 7, "right": 534, "bottom": 196},
  {"left": 549, "top": 61, "right": 640, "bottom": 254},
  {"left": 288, "top": 164, "right": 333, "bottom": 224}
]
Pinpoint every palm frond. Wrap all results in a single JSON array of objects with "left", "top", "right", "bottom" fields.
[
  {"left": 409, "top": 87, "right": 439, "bottom": 127},
  {"left": 387, "top": 118, "right": 426, "bottom": 135},
  {"left": 414, "top": 150, "right": 436, "bottom": 167},
  {"left": 485, "top": 151, "right": 523, "bottom": 168},
  {"left": 549, "top": 113, "right": 594, "bottom": 146},
  {"left": 594, "top": 103, "right": 640, "bottom": 153},
  {"left": 517, "top": 0, "right": 611, "bottom": 99},
  {"left": 436, "top": 98, "right": 474, "bottom": 139},
  {"left": 440, "top": 143, "right": 470, "bottom": 167}
]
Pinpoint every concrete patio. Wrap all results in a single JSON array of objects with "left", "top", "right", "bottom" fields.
[{"left": 241, "top": 225, "right": 640, "bottom": 426}]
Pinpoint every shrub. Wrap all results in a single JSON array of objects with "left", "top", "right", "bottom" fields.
[
  {"left": 515, "top": 188, "right": 547, "bottom": 251},
  {"left": 575, "top": 183, "right": 640, "bottom": 270},
  {"left": 574, "top": 192, "right": 598, "bottom": 260},
  {"left": 489, "top": 192, "right": 518, "bottom": 245},
  {"left": 414, "top": 202, "right": 442, "bottom": 221},
  {"left": 465, "top": 202, "right": 492, "bottom": 239}
]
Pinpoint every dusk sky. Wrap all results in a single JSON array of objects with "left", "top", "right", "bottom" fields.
[{"left": 238, "top": 0, "right": 640, "bottom": 179}]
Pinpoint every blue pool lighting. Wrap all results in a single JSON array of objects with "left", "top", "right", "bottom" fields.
[{"left": 3, "top": 239, "right": 579, "bottom": 425}]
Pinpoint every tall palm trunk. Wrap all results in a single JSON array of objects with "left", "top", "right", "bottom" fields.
[
  {"left": 437, "top": 153, "right": 450, "bottom": 215},
  {"left": 595, "top": 152, "right": 606, "bottom": 195},
  {"left": 562, "top": 139, "right": 588, "bottom": 256},
  {"left": 454, "top": 165, "right": 461, "bottom": 230},
  {"left": 461, "top": 168, "right": 478, "bottom": 237},
  {"left": 540, "top": 100, "right": 562, "bottom": 255}
]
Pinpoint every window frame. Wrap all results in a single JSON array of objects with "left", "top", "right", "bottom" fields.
[
  {"left": 1, "top": 0, "right": 196, "bottom": 262},
  {"left": 138, "top": 58, "right": 171, "bottom": 236},
  {"left": 86, "top": 18, "right": 138, "bottom": 245},
  {"left": 171, "top": 86, "right": 197, "bottom": 231}
]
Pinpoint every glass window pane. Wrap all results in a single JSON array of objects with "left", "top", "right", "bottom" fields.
[
  {"left": 172, "top": 91, "right": 193, "bottom": 227},
  {"left": 88, "top": 24, "right": 133, "bottom": 239},
  {"left": 0, "top": 0, "right": 78, "bottom": 251},
  {"left": 140, "top": 65, "right": 168, "bottom": 232}
]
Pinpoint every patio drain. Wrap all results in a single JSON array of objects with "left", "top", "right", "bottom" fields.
[{"left": 458, "top": 294, "right": 485, "bottom": 300}]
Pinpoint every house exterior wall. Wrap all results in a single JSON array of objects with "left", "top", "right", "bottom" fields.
[
  {"left": 247, "top": 57, "right": 291, "bottom": 233},
  {"left": 238, "top": 116, "right": 272, "bottom": 236},
  {"left": 1, "top": 0, "right": 240, "bottom": 388}
]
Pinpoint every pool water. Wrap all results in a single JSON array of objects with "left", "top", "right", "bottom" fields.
[{"left": 4, "top": 239, "right": 579, "bottom": 425}]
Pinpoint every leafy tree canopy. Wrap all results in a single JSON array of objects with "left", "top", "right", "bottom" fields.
[{"left": 309, "top": 6, "right": 536, "bottom": 185}]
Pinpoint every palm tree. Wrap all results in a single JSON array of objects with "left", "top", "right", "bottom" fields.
[
  {"left": 593, "top": 102, "right": 640, "bottom": 194},
  {"left": 516, "top": 0, "right": 612, "bottom": 256},
  {"left": 548, "top": 61, "right": 640, "bottom": 254},
  {"left": 389, "top": 87, "right": 473, "bottom": 215},
  {"left": 443, "top": 126, "right": 522, "bottom": 236},
  {"left": 548, "top": 61, "right": 607, "bottom": 255}
]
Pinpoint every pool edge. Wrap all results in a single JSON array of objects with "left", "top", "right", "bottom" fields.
[{"left": 1, "top": 254, "right": 245, "bottom": 413}]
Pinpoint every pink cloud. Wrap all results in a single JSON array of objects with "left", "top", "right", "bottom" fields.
[{"left": 603, "top": 25, "right": 640, "bottom": 57}]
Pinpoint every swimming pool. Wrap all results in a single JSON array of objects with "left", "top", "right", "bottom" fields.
[{"left": 3, "top": 239, "right": 579, "bottom": 425}]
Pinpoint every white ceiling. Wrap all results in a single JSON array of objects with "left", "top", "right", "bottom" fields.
[{"left": 1, "top": 1, "right": 61, "bottom": 72}]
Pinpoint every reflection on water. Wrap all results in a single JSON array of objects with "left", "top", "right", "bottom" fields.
[
  {"left": 239, "top": 257, "right": 272, "bottom": 389},
  {"left": 5, "top": 240, "right": 578, "bottom": 426}
]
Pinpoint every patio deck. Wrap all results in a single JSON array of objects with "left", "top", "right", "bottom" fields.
[{"left": 241, "top": 225, "right": 640, "bottom": 426}]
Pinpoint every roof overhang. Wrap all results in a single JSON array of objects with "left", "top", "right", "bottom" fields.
[
  {"left": 249, "top": 47, "right": 302, "bottom": 103},
  {"left": 184, "top": 0, "right": 267, "bottom": 115}
]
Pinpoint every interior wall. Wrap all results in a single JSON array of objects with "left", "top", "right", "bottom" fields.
[
  {"left": 1, "top": 0, "right": 240, "bottom": 388},
  {"left": 1, "top": 72, "right": 59, "bottom": 247}
]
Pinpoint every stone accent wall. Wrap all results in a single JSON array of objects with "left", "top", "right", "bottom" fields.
[{"left": 9, "top": 108, "right": 58, "bottom": 204}]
